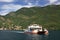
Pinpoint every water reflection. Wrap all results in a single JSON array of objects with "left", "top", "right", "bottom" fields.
[{"left": 26, "top": 34, "right": 48, "bottom": 40}]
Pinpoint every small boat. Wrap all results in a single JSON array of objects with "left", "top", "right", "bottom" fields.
[{"left": 24, "top": 24, "right": 48, "bottom": 35}]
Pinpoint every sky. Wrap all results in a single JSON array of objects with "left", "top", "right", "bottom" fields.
[{"left": 0, "top": 0, "right": 60, "bottom": 16}]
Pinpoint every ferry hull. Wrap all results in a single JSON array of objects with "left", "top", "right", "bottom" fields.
[
  {"left": 37, "top": 31, "right": 48, "bottom": 35},
  {"left": 24, "top": 31, "right": 48, "bottom": 35}
]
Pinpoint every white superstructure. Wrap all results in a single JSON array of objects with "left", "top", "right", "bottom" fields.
[{"left": 24, "top": 24, "right": 48, "bottom": 34}]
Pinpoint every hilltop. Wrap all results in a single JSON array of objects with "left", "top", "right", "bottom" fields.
[{"left": 0, "top": 5, "right": 60, "bottom": 30}]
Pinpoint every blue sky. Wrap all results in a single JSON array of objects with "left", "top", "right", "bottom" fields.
[{"left": 0, "top": 0, "right": 60, "bottom": 15}]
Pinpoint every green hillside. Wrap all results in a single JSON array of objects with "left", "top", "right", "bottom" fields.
[{"left": 0, "top": 5, "right": 60, "bottom": 30}]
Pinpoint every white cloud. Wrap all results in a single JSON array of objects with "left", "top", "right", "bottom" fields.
[
  {"left": 48, "top": 0, "right": 60, "bottom": 5},
  {"left": 0, "top": 10, "right": 10, "bottom": 15},
  {"left": 0, "top": 4, "right": 34, "bottom": 16},
  {"left": 0, "top": 4, "right": 22, "bottom": 15},
  {"left": 35, "top": 0, "right": 39, "bottom": 5},
  {"left": 1, "top": 4, "right": 22, "bottom": 11},
  {"left": 23, "top": 5, "right": 34, "bottom": 8},
  {"left": 0, "top": 0, "right": 60, "bottom": 16},
  {"left": 28, "top": 2, "right": 33, "bottom": 6},
  {"left": 0, "top": 0, "right": 14, "bottom": 2},
  {"left": 54, "top": 2, "right": 60, "bottom": 5},
  {"left": 49, "top": 0, "right": 58, "bottom": 4}
]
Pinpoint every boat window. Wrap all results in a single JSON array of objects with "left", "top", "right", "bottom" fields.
[{"left": 30, "top": 28, "right": 34, "bottom": 30}]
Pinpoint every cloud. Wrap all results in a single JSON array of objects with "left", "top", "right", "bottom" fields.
[
  {"left": 0, "top": 0, "right": 60, "bottom": 16},
  {"left": 54, "top": 2, "right": 60, "bottom": 5},
  {"left": 1, "top": 4, "right": 22, "bottom": 11},
  {"left": 49, "top": 0, "right": 58, "bottom": 4},
  {"left": 0, "top": 0, "right": 14, "bottom": 2},
  {"left": 0, "top": 4, "right": 34, "bottom": 16},
  {"left": 0, "top": 10, "right": 10, "bottom": 15},
  {"left": 35, "top": 0, "right": 39, "bottom": 5},
  {"left": 28, "top": 2, "right": 33, "bottom": 6},
  {"left": 0, "top": 4, "right": 22, "bottom": 15}
]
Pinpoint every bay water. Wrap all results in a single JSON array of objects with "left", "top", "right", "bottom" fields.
[{"left": 0, "top": 30, "right": 60, "bottom": 40}]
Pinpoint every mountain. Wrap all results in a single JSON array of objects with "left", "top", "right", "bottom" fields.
[{"left": 0, "top": 5, "right": 60, "bottom": 30}]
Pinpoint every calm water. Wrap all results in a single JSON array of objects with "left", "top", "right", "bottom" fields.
[{"left": 0, "top": 30, "right": 60, "bottom": 40}]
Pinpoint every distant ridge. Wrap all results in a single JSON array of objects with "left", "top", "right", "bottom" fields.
[{"left": 0, "top": 5, "right": 60, "bottom": 30}]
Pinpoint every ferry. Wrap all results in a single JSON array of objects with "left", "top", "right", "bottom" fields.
[{"left": 24, "top": 24, "right": 48, "bottom": 35}]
